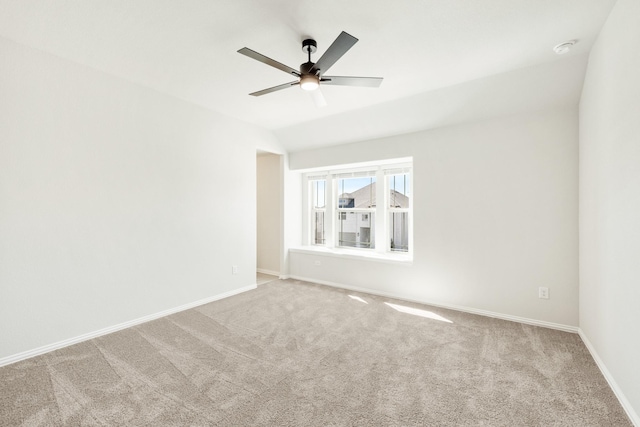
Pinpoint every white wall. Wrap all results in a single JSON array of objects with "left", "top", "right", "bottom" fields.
[
  {"left": 283, "top": 165, "right": 302, "bottom": 279},
  {"left": 0, "top": 37, "right": 283, "bottom": 361},
  {"left": 256, "top": 153, "right": 281, "bottom": 274},
  {"left": 289, "top": 107, "right": 578, "bottom": 328},
  {"left": 579, "top": 0, "right": 640, "bottom": 422}
]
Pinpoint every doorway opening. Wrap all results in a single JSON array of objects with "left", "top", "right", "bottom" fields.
[{"left": 256, "top": 150, "right": 282, "bottom": 285}]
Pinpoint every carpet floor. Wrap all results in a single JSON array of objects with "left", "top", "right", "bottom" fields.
[{"left": 0, "top": 279, "right": 632, "bottom": 426}]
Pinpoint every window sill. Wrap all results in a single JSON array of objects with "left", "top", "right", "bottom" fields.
[{"left": 290, "top": 246, "right": 413, "bottom": 265}]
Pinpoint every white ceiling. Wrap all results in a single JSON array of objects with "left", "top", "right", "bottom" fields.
[{"left": 0, "top": 0, "right": 617, "bottom": 151}]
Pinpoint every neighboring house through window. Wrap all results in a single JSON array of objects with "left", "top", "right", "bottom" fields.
[{"left": 337, "top": 175, "right": 376, "bottom": 249}]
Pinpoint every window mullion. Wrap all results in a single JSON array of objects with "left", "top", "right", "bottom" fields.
[
  {"left": 408, "top": 168, "right": 413, "bottom": 255},
  {"left": 303, "top": 179, "right": 310, "bottom": 245},
  {"left": 375, "top": 168, "right": 385, "bottom": 254},
  {"left": 326, "top": 178, "right": 335, "bottom": 248}
]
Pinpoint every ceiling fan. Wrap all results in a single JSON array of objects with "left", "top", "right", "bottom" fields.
[{"left": 237, "top": 31, "right": 383, "bottom": 107}]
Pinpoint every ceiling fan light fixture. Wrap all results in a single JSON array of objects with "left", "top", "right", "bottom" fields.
[{"left": 300, "top": 74, "right": 319, "bottom": 91}]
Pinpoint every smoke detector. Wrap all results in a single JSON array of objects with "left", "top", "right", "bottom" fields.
[{"left": 553, "top": 40, "right": 577, "bottom": 55}]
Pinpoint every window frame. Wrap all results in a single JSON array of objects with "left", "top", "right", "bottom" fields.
[{"left": 303, "top": 160, "right": 413, "bottom": 259}]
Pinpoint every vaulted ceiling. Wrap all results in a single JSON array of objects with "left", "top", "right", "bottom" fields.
[{"left": 0, "top": 0, "right": 617, "bottom": 151}]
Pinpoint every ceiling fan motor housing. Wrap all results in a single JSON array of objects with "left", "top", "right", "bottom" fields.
[{"left": 300, "top": 61, "right": 315, "bottom": 75}]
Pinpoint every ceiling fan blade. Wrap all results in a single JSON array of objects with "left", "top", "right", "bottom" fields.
[
  {"left": 249, "top": 81, "right": 299, "bottom": 96},
  {"left": 321, "top": 76, "right": 383, "bottom": 87},
  {"left": 238, "top": 48, "right": 301, "bottom": 77},
  {"left": 309, "top": 88, "right": 327, "bottom": 108},
  {"left": 311, "top": 31, "right": 358, "bottom": 76}
]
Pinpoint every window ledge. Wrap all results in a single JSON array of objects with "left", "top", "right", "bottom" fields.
[{"left": 290, "top": 246, "right": 413, "bottom": 265}]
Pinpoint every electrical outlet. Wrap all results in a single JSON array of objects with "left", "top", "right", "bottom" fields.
[
  {"left": 538, "top": 287, "right": 549, "bottom": 299},
  {"left": 232, "top": 265, "right": 238, "bottom": 275},
  {"left": 314, "top": 260, "right": 321, "bottom": 266}
]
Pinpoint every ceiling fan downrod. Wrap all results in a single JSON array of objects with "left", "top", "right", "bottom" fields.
[
  {"left": 302, "top": 39, "right": 317, "bottom": 64},
  {"left": 300, "top": 39, "right": 319, "bottom": 90}
]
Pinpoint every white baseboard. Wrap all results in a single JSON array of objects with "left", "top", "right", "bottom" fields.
[
  {"left": 578, "top": 329, "right": 639, "bottom": 426},
  {"left": 257, "top": 268, "right": 280, "bottom": 276},
  {"left": 0, "top": 284, "right": 257, "bottom": 368},
  {"left": 288, "top": 275, "right": 579, "bottom": 333}
]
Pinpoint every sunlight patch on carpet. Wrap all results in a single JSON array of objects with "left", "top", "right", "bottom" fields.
[{"left": 384, "top": 302, "right": 453, "bottom": 323}]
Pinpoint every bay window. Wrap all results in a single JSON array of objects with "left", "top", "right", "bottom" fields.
[{"left": 305, "top": 160, "right": 412, "bottom": 257}]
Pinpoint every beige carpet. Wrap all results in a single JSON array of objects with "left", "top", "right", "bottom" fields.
[{"left": 0, "top": 279, "right": 632, "bottom": 426}]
